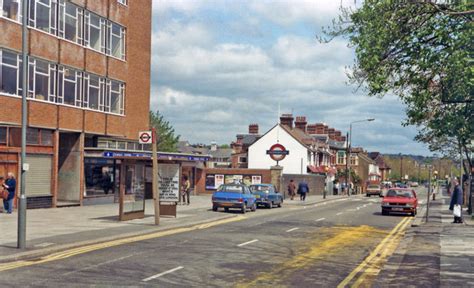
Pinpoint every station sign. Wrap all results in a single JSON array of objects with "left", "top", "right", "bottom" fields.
[
  {"left": 266, "top": 143, "right": 289, "bottom": 162},
  {"left": 139, "top": 131, "right": 153, "bottom": 144}
]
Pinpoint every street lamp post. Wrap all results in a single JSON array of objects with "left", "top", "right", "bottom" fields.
[{"left": 346, "top": 118, "right": 374, "bottom": 196}]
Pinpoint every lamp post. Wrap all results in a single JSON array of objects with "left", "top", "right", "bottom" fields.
[{"left": 346, "top": 118, "right": 375, "bottom": 196}]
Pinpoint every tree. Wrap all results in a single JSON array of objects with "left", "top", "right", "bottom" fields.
[
  {"left": 149, "top": 110, "right": 180, "bottom": 152},
  {"left": 323, "top": 1, "right": 473, "bottom": 173}
]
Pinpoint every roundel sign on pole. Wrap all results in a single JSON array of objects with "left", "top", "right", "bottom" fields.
[
  {"left": 266, "top": 143, "right": 289, "bottom": 162},
  {"left": 139, "top": 131, "right": 153, "bottom": 144}
]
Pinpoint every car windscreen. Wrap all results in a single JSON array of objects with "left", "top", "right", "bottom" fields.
[
  {"left": 217, "top": 185, "right": 243, "bottom": 193},
  {"left": 386, "top": 190, "right": 414, "bottom": 198},
  {"left": 249, "top": 185, "right": 270, "bottom": 193}
]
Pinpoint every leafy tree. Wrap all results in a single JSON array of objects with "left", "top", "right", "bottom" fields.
[
  {"left": 323, "top": 1, "right": 473, "bottom": 173},
  {"left": 219, "top": 144, "right": 230, "bottom": 149},
  {"left": 149, "top": 110, "right": 180, "bottom": 152}
]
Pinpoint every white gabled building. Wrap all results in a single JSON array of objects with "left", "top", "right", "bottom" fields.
[{"left": 248, "top": 122, "right": 328, "bottom": 175}]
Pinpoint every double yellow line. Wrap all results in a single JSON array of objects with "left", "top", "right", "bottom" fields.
[
  {"left": 337, "top": 217, "right": 412, "bottom": 288},
  {"left": 0, "top": 215, "right": 245, "bottom": 272}
]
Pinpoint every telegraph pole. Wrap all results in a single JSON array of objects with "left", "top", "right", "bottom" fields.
[
  {"left": 18, "top": 0, "right": 29, "bottom": 249},
  {"left": 152, "top": 128, "right": 160, "bottom": 225}
]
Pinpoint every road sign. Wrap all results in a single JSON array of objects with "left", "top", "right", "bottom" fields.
[
  {"left": 139, "top": 131, "right": 153, "bottom": 144},
  {"left": 266, "top": 143, "right": 289, "bottom": 162}
]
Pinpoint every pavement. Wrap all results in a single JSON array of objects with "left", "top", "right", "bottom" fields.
[
  {"left": 0, "top": 193, "right": 400, "bottom": 287},
  {"left": 375, "top": 189, "right": 474, "bottom": 287},
  {"left": 0, "top": 193, "right": 348, "bottom": 263}
]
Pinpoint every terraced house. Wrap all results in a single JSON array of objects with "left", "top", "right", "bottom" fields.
[{"left": 0, "top": 0, "right": 152, "bottom": 208}]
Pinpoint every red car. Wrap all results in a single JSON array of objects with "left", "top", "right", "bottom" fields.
[{"left": 381, "top": 188, "right": 418, "bottom": 216}]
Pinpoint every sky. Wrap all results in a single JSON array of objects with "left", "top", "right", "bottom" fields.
[{"left": 150, "top": 0, "right": 433, "bottom": 156}]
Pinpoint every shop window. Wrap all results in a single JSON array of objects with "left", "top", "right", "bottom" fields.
[
  {"left": 0, "top": 127, "right": 6, "bottom": 144},
  {"left": 0, "top": 49, "right": 22, "bottom": 96},
  {"left": 2, "top": 0, "right": 21, "bottom": 22},
  {"left": 84, "top": 160, "right": 116, "bottom": 197},
  {"left": 41, "top": 129, "right": 53, "bottom": 146},
  {"left": 58, "top": 66, "right": 82, "bottom": 106},
  {"left": 26, "top": 128, "right": 40, "bottom": 145},
  {"left": 108, "top": 22, "right": 125, "bottom": 60},
  {"left": 28, "top": 57, "right": 56, "bottom": 102},
  {"left": 85, "top": 11, "right": 106, "bottom": 53},
  {"left": 58, "top": 0, "right": 83, "bottom": 44},
  {"left": 29, "top": 0, "right": 57, "bottom": 34}
]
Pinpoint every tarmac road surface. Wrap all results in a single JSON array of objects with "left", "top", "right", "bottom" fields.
[{"left": 0, "top": 192, "right": 422, "bottom": 287}]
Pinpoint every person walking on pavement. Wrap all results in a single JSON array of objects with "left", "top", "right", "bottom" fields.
[
  {"left": 449, "top": 178, "right": 463, "bottom": 224},
  {"left": 181, "top": 175, "right": 191, "bottom": 205},
  {"left": 288, "top": 179, "right": 296, "bottom": 200},
  {"left": 2, "top": 172, "right": 16, "bottom": 214},
  {"left": 297, "top": 179, "right": 309, "bottom": 201}
]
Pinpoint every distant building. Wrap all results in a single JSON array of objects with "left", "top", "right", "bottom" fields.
[
  {"left": 230, "top": 124, "right": 261, "bottom": 168},
  {"left": 368, "top": 152, "right": 392, "bottom": 181}
]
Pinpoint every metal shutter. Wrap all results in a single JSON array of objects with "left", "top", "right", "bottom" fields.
[{"left": 25, "top": 155, "right": 52, "bottom": 196}]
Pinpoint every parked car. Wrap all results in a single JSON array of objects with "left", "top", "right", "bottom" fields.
[
  {"left": 410, "top": 181, "right": 419, "bottom": 187},
  {"left": 381, "top": 188, "right": 418, "bottom": 216},
  {"left": 366, "top": 184, "right": 382, "bottom": 197},
  {"left": 212, "top": 183, "right": 256, "bottom": 214},
  {"left": 249, "top": 184, "right": 283, "bottom": 209}
]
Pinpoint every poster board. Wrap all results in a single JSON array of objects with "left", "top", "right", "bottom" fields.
[{"left": 158, "top": 163, "right": 180, "bottom": 202}]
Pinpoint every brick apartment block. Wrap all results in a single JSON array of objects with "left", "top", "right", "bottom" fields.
[{"left": 0, "top": 0, "right": 152, "bottom": 208}]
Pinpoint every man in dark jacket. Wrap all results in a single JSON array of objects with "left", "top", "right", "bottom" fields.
[
  {"left": 449, "top": 178, "right": 463, "bottom": 224},
  {"left": 3, "top": 172, "right": 16, "bottom": 214},
  {"left": 297, "top": 179, "right": 309, "bottom": 201}
]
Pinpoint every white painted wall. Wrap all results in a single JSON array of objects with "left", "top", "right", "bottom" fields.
[{"left": 248, "top": 125, "right": 310, "bottom": 174}]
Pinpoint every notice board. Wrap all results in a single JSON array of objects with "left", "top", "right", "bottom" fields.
[{"left": 159, "top": 163, "right": 180, "bottom": 202}]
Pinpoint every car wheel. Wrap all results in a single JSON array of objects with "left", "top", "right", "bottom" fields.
[
  {"left": 366, "top": 194, "right": 370, "bottom": 197},
  {"left": 382, "top": 210, "right": 388, "bottom": 216},
  {"left": 267, "top": 200, "right": 272, "bottom": 209},
  {"left": 241, "top": 203, "right": 247, "bottom": 214},
  {"left": 212, "top": 205, "right": 218, "bottom": 212},
  {"left": 277, "top": 199, "right": 282, "bottom": 208},
  {"left": 411, "top": 209, "right": 417, "bottom": 217},
  {"left": 251, "top": 203, "right": 257, "bottom": 212},
  {"left": 224, "top": 207, "right": 229, "bottom": 212}
]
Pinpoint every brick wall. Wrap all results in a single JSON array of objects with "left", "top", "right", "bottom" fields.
[{"left": 282, "top": 174, "right": 325, "bottom": 196}]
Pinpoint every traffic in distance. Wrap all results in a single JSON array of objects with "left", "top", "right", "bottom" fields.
[{"left": 211, "top": 181, "right": 421, "bottom": 218}]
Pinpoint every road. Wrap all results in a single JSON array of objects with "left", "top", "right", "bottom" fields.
[{"left": 0, "top": 190, "right": 425, "bottom": 287}]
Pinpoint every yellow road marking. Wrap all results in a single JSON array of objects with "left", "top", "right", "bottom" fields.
[
  {"left": 235, "top": 225, "right": 387, "bottom": 288},
  {"left": 337, "top": 217, "right": 411, "bottom": 288},
  {"left": 0, "top": 215, "right": 245, "bottom": 272},
  {"left": 351, "top": 218, "right": 412, "bottom": 287}
]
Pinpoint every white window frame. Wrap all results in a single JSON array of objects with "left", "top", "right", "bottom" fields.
[
  {"left": 106, "top": 79, "right": 125, "bottom": 115},
  {"left": 0, "top": 49, "right": 23, "bottom": 97},
  {"left": 84, "top": 73, "right": 105, "bottom": 111},
  {"left": 117, "top": 0, "right": 127, "bottom": 6},
  {"left": 107, "top": 21, "right": 126, "bottom": 60},
  {"left": 337, "top": 151, "right": 346, "bottom": 165},
  {"left": 58, "top": 65, "right": 82, "bottom": 107},
  {"left": 84, "top": 11, "right": 106, "bottom": 53},
  {"left": 29, "top": 0, "right": 58, "bottom": 34},
  {"left": 28, "top": 57, "right": 56, "bottom": 102},
  {"left": 58, "top": 0, "right": 83, "bottom": 44},
  {"left": 1, "top": 0, "right": 22, "bottom": 22}
]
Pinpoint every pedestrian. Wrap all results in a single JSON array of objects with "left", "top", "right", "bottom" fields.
[
  {"left": 449, "top": 178, "right": 463, "bottom": 224},
  {"left": 181, "top": 175, "right": 191, "bottom": 205},
  {"left": 297, "top": 179, "right": 309, "bottom": 201},
  {"left": 287, "top": 179, "right": 296, "bottom": 200},
  {"left": 2, "top": 172, "right": 16, "bottom": 214},
  {"left": 101, "top": 169, "right": 113, "bottom": 195},
  {"left": 0, "top": 176, "right": 6, "bottom": 213}
]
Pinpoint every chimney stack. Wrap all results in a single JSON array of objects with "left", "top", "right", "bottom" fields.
[
  {"left": 314, "top": 123, "right": 325, "bottom": 134},
  {"left": 328, "top": 128, "right": 336, "bottom": 140},
  {"left": 280, "top": 114, "right": 294, "bottom": 129},
  {"left": 323, "top": 124, "right": 329, "bottom": 135},
  {"left": 249, "top": 124, "right": 259, "bottom": 134},
  {"left": 307, "top": 124, "right": 317, "bottom": 134},
  {"left": 294, "top": 116, "right": 307, "bottom": 133}
]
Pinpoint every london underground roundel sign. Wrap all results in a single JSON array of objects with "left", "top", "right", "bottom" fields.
[{"left": 266, "top": 143, "right": 289, "bottom": 161}]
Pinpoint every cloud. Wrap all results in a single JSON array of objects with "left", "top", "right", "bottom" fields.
[{"left": 150, "top": 1, "right": 432, "bottom": 156}]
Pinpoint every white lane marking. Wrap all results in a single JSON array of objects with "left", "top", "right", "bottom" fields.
[
  {"left": 143, "top": 266, "right": 184, "bottom": 282},
  {"left": 286, "top": 227, "right": 299, "bottom": 233},
  {"left": 316, "top": 218, "right": 326, "bottom": 222},
  {"left": 336, "top": 212, "right": 343, "bottom": 216},
  {"left": 314, "top": 204, "right": 317, "bottom": 207},
  {"left": 324, "top": 203, "right": 327, "bottom": 205},
  {"left": 237, "top": 239, "right": 259, "bottom": 247}
]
